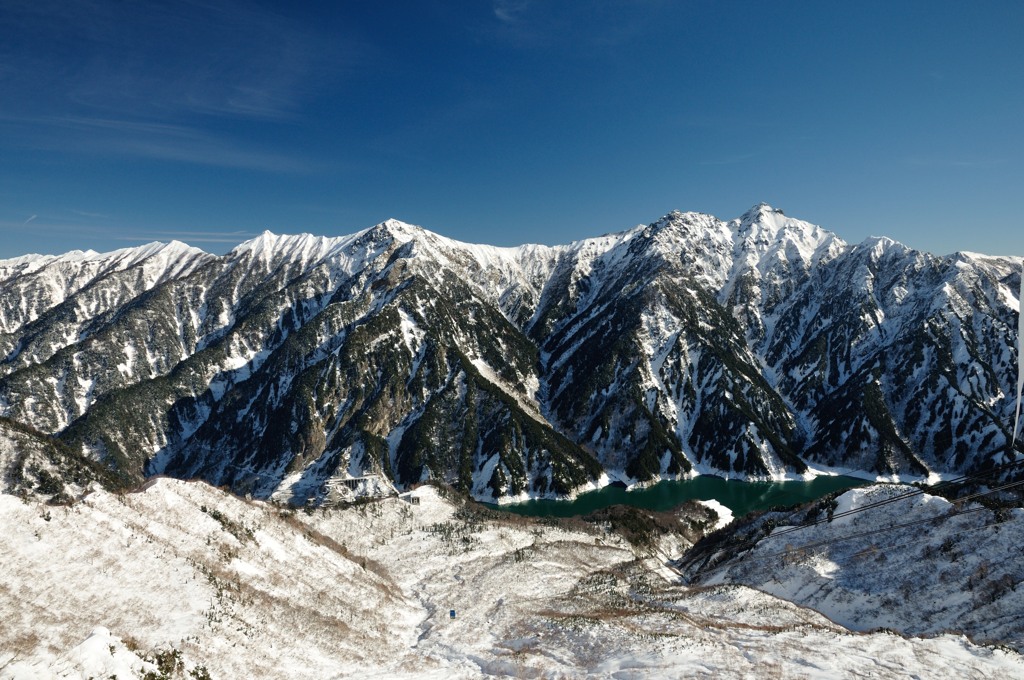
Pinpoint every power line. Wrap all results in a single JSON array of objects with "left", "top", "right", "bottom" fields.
[
  {"left": 713, "top": 507, "right": 1016, "bottom": 572},
  {"left": 706, "top": 455, "right": 1024, "bottom": 555},
  {"left": 796, "top": 455, "right": 1023, "bottom": 528},
  {"left": 751, "top": 506, "right": 989, "bottom": 564},
  {"left": 690, "top": 476, "right": 1024, "bottom": 578}
]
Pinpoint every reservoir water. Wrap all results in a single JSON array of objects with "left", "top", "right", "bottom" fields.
[{"left": 490, "top": 474, "right": 870, "bottom": 519}]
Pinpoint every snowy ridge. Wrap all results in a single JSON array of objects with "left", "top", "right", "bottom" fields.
[
  {"left": 0, "top": 241, "right": 213, "bottom": 337},
  {"left": 230, "top": 229, "right": 351, "bottom": 266},
  {"left": 0, "top": 252, "right": 59, "bottom": 283}
]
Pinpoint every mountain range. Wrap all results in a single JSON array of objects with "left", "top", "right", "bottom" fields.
[{"left": 1, "top": 204, "right": 1020, "bottom": 502}]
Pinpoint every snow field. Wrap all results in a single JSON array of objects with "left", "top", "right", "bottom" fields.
[
  {"left": 1, "top": 479, "right": 415, "bottom": 679},
  {"left": 2, "top": 480, "right": 1023, "bottom": 678}
]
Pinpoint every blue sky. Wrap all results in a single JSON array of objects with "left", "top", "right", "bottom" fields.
[{"left": 1, "top": 1, "right": 1022, "bottom": 259}]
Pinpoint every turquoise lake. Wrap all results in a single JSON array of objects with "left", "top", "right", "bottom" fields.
[{"left": 489, "top": 474, "right": 871, "bottom": 518}]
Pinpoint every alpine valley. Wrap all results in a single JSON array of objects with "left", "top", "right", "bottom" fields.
[
  {"left": 0, "top": 204, "right": 1021, "bottom": 503},
  {"left": 4, "top": 204, "right": 1024, "bottom": 679}
]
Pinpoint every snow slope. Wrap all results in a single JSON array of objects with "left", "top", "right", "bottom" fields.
[
  {"left": 681, "top": 484, "right": 1024, "bottom": 652},
  {"left": 1, "top": 480, "right": 1021, "bottom": 678}
]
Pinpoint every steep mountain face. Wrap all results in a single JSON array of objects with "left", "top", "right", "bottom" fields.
[
  {"left": 0, "top": 416, "right": 119, "bottom": 502},
  {"left": 0, "top": 205, "right": 1019, "bottom": 501},
  {"left": 761, "top": 238, "right": 1021, "bottom": 475}
]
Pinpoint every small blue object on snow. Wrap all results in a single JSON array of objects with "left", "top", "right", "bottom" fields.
[{"left": 450, "top": 609, "right": 456, "bottom": 619}]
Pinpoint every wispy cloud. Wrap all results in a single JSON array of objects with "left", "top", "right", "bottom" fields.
[
  {"left": 113, "top": 235, "right": 253, "bottom": 245},
  {"left": 904, "top": 156, "right": 1007, "bottom": 169},
  {"left": 484, "top": 0, "right": 671, "bottom": 50},
  {"left": 493, "top": 0, "right": 530, "bottom": 24},
  {"left": 0, "top": 212, "right": 256, "bottom": 252},
  {"left": 699, "top": 152, "right": 760, "bottom": 167},
  {"left": 0, "top": 214, "right": 109, "bottom": 245},
  {"left": 69, "top": 209, "right": 108, "bottom": 219},
  {"left": 111, "top": 229, "right": 257, "bottom": 245},
  {"left": 0, "top": 1, "right": 357, "bottom": 175},
  {"left": 2, "top": 114, "right": 317, "bottom": 172},
  {"left": 1, "top": 0, "right": 350, "bottom": 122}
]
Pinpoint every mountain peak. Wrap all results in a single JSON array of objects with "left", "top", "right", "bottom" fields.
[
  {"left": 654, "top": 209, "right": 713, "bottom": 225},
  {"left": 377, "top": 218, "right": 425, "bottom": 242},
  {"left": 728, "top": 204, "right": 846, "bottom": 278},
  {"left": 857, "top": 234, "right": 906, "bottom": 251},
  {"left": 737, "top": 203, "right": 787, "bottom": 224},
  {"left": 229, "top": 230, "right": 358, "bottom": 269},
  {"left": 127, "top": 240, "right": 208, "bottom": 260},
  {"left": 739, "top": 202, "right": 782, "bottom": 221}
]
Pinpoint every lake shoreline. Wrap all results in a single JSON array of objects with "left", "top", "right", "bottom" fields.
[
  {"left": 484, "top": 473, "right": 875, "bottom": 519},
  {"left": 478, "top": 464, "right": 946, "bottom": 507}
]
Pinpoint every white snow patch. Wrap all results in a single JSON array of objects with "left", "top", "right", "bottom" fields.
[{"left": 697, "top": 498, "right": 735, "bottom": 530}]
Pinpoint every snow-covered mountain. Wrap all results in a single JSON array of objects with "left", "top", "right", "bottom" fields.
[{"left": 0, "top": 205, "right": 1020, "bottom": 502}]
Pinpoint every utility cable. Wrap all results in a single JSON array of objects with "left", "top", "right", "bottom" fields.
[
  {"left": 747, "top": 472, "right": 1024, "bottom": 553},
  {"left": 691, "top": 476, "right": 1024, "bottom": 577},
  {"left": 707, "top": 454, "right": 1024, "bottom": 554},
  {"left": 709, "top": 507, "right": 1015, "bottom": 572}
]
